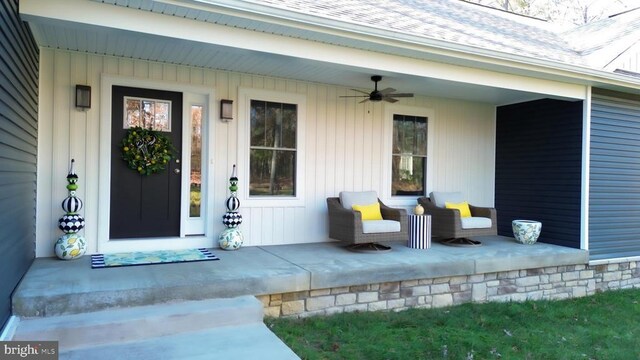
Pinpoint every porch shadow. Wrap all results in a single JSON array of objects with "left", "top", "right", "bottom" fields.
[{"left": 13, "top": 236, "right": 587, "bottom": 318}]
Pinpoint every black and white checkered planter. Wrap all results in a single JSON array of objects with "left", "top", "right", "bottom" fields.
[
  {"left": 54, "top": 159, "right": 87, "bottom": 260},
  {"left": 219, "top": 165, "right": 243, "bottom": 250}
]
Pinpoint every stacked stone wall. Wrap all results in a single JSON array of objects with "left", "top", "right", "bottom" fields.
[{"left": 258, "top": 261, "right": 640, "bottom": 318}]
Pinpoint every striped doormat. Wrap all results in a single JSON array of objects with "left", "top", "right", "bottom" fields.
[{"left": 91, "top": 248, "right": 219, "bottom": 268}]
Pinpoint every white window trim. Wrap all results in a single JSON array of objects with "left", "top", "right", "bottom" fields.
[
  {"left": 237, "top": 88, "right": 306, "bottom": 207},
  {"left": 382, "top": 104, "right": 435, "bottom": 207}
]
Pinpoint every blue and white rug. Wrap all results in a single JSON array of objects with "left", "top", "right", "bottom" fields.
[{"left": 91, "top": 248, "right": 219, "bottom": 268}]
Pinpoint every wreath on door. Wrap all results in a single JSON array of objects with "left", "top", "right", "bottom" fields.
[{"left": 120, "top": 127, "right": 176, "bottom": 175}]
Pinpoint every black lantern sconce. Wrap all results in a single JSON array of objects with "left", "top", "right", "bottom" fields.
[
  {"left": 220, "top": 99, "right": 233, "bottom": 121},
  {"left": 75, "top": 85, "right": 91, "bottom": 110}
]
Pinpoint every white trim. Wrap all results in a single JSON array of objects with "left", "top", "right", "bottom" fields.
[
  {"left": 581, "top": 86, "right": 592, "bottom": 251},
  {"left": 20, "top": 0, "right": 590, "bottom": 100},
  {"left": 589, "top": 255, "right": 640, "bottom": 266},
  {"left": 98, "top": 75, "right": 216, "bottom": 253},
  {"left": 0, "top": 316, "right": 18, "bottom": 341},
  {"left": 21, "top": 0, "right": 640, "bottom": 93},
  {"left": 237, "top": 87, "right": 306, "bottom": 207},
  {"left": 382, "top": 104, "right": 435, "bottom": 207},
  {"left": 98, "top": 236, "right": 213, "bottom": 254}
]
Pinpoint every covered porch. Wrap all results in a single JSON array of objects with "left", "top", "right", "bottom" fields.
[
  {"left": 13, "top": 236, "right": 590, "bottom": 319},
  {"left": 19, "top": 0, "right": 592, "bottom": 257}
]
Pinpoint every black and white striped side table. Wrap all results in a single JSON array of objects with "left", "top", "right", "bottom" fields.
[{"left": 408, "top": 214, "right": 432, "bottom": 249}]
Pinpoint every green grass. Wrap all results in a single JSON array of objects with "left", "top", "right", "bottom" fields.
[{"left": 268, "top": 289, "right": 640, "bottom": 360}]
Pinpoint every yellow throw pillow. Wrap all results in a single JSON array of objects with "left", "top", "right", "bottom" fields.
[
  {"left": 445, "top": 201, "right": 472, "bottom": 218},
  {"left": 352, "top": 202, "right": 383, "bottom": 221}
]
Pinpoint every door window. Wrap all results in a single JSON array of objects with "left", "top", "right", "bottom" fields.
[{"left": 124, "top": 96, "right": 172, "bottom": 131}]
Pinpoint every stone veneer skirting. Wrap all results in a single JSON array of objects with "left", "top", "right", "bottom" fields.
[{"left": 258, "top": 261, "right": 640, "bottom": 318}]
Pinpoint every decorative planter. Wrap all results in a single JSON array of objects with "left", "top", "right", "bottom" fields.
[
  {"left": 512, "top": 220, "right": 542, "bottom": 245},
  {"left": 55, "top": 233, "right": 87, "bottom": 260},
  {"left": 218, "top": 228, "right": 244, "bottom": 250},
  {"left": 55, "top": 159, "right": 87, "bottom": 259},
  {"left": 220, "top": 165, "right": 243, "bottom": 250}
]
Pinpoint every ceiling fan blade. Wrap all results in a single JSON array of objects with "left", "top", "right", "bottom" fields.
[
  {"left": 389, "top": 93, "right": 414, "bottom": 98},
  {"left": 359, "top": 98, "right": 370, "bottom": 103},
  {"left": 378, "top": 87, "right": 396, "bottom": 95},
  {"left": 339, "top": 95, "right": 369, "bottom": 98},
  {"left": 349, "top": 89, "right": 371, "bottom": 95},
  {"left": 383, "top": 97, "right": 399, "bottom": 103}
]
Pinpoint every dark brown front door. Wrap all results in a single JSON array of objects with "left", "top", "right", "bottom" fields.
[{"left": 110, "top": 86, "right": 183, "bottom": 239}]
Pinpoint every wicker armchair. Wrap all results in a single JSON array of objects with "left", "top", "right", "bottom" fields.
[
  {"left": 327, "top": 193, "right": 408, "bottom": 251},
  {"left": 418, "top": 195, "right": 496, "bottom": 246}
]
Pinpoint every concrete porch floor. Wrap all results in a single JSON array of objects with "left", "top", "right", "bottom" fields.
[{"left": 13, "top": 235, "right": 588, "bottom": 318}]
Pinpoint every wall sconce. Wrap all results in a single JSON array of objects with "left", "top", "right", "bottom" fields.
[
  {"left": 75, "top": 85, "right": 91, "bottom": 110},
  {"left": 220, "top": 99, "right": 233, "bottom": 121}
]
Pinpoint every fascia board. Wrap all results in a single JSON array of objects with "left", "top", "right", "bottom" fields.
[{"left": 21, "top": 0, "right": 639, "bottom": 95}]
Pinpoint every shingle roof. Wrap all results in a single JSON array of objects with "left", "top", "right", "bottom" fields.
[
  {"left": 253, "top": 0, "right": 585, "bottom": 66},
  {"left": 240, "top": 0, "right": 640, "bottom": 72},
  {"left": 563, "top": 7, "right": 640, "bottom": 69}
]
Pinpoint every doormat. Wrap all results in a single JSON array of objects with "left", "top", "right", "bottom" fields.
[{"left": 91, "top": 248, "right": 219, "bottom": 268}]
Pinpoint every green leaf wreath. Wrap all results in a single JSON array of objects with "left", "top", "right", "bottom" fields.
[{"left": 121, "top": 127, "right": 176, "bottom": 175}]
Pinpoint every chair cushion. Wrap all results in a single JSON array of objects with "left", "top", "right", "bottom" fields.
[
  {"left": 445, "top": 201, "right": 472, "bottom": 218},
  {"left": 352, "top": 203, "right": 383, "bottom": 220},
  {"left": 430, "top": 191, "right": 464, "bottom": 208},
  {"left": 339, "top": 191, "right": 378, "bottom": 210},
  {"left": 461, "top": 217, "right": 492, "bottom": 229},
  {"left": 362, "top": 220, "right": 401, "bottom": 234}
]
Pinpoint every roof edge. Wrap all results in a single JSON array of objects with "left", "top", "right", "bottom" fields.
[{"left": 181, "top": 0, "right": 640, "bottom": 91}]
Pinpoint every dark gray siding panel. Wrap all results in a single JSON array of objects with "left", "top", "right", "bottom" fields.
[
  {"left": 590, "top": 93, "right": 640, "bottom": 261},
  {"left": 0, "top": 0, "right": 38, "bottom": 331},
  {"left": 496, "top": 99, "right": 583, "bottom": 249}
]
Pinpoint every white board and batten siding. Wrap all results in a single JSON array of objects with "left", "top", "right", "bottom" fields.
[{"left": 35, "top": 49, "right": 497, "bottom": 256}]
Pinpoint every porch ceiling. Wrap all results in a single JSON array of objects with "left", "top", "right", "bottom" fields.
[
  {"left": 22, "top": 20, "right": 548, "bottom": 105},
  {"left": 24, "top": 18, "right": 558, "bottom": 105}
]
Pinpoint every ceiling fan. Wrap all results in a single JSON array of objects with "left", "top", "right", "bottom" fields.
[{"left": 340, "top": 75, "right": 414, "bottom": 103}]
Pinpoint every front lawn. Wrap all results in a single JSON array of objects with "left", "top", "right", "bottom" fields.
[{"left": 268, "top": 288, "right": 640, "bottom": 360}]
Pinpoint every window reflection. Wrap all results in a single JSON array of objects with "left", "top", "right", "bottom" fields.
[
  {"left": 392, "top": 114, "right": 428, "bottom": 196},
  {"left": 124, "top": 96, "right": 171, "bottom": 132},
  {"left": 249, "top": 100, "right": 297, "bottom": 196},
  {"left": 190, "top": 105, "right": 203, "bottom": 217}
]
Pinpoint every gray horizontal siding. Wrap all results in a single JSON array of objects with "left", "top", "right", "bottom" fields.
[
  {"left": 589, "top": 92, "right": 640, "bottom": 261},
  {"left": 496, "top": 99, "right": 583, "bottom": 249},
  {"left": 0, "top": 0, "right": 38, "bottom": 331}
]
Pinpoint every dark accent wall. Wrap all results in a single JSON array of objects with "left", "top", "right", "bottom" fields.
[
  {"left": 0, "top": 0, "right": 38, "bottom": 331},
  {"left": 496, "top": 99, "right": 582, "bottom": 248}
]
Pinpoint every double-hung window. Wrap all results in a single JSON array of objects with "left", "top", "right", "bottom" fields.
[
  {"left": 249, "top": 100, "right": 297, "bottom": 196},
  {"left": 392, "top": 114, "right": 429, "bottom": 196},
  {"left": 238, "top": 88, "right": 305, "bottom": 206}
]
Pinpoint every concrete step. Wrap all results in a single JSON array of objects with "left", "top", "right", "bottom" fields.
[
  {"left": 58, "top": 323, "right": 300, "bottom": 360},
  {"left": 12, "top": 296, "right": 267, "bottom": 351}
]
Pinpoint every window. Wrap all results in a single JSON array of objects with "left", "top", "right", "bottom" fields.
[
  {"left": 123, "top": 96, "right": 171, "bottom": 131},
  {"left": 182, "top": 93, "right": 209, "bottom": 237},
  {"left": 249, "top": 100, "right": 297, "bottom": 196},
  {"left": 392, "top": 114, "right": 428, "bottom": 196},
  {"left": 190, "top": 105, "right": 203, "bottom": 218}
]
